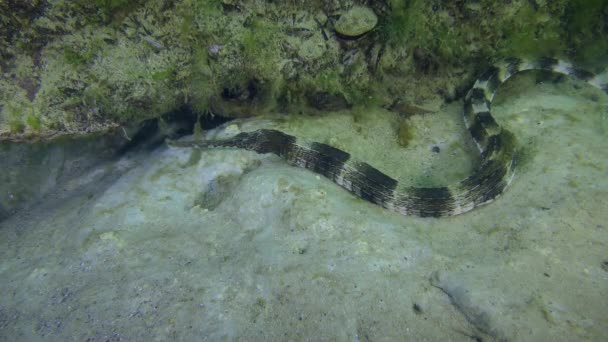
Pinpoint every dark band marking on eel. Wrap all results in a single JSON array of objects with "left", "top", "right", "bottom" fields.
[{"left": 168, "top": 57, "right": 606, "bottom": 217}]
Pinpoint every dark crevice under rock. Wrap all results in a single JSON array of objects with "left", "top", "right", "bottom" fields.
[
  {"left": 305, "top": 91, "right": 351, "bottom": 111},
  {"left": 1, "top": 106, "right": 234, "bottom": 222}
]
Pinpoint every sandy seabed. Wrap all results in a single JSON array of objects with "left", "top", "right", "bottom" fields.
[{"left": 1, "top": 73, "right": 607, "bottom": 341}]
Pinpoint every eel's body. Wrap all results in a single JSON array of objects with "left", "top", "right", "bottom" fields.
[{"left": 170, "top": 57, "right": 607, "bottom": 217}]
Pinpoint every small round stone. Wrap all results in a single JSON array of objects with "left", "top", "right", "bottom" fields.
[{"left": 334, "top": 6, "right": 378, "bottom": 37}]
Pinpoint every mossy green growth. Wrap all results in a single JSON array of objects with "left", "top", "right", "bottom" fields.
[
  {"left": 186, "top": 46, "right": 216, "bottom": 114},
  {"left": 25, "top": 113, "right": 42, "bottom": 131},
  {"left": 0, "top": 0, "right": 45, "bottom": 59},
  {"left": 240, "top": 18, "right": 283, "bottom": 79},
  {"left": 151, "top": 68, "right": 174, "bottom": 82},
  {"left": 377, "top": 0, "right": 466, "bottom": 61},
  {"left": 236, "top": 18, "right": 285, "bottom": 110},
  {"left": 2, "top": 90, "right": 37, "bottom": 133},
  {"left": 91, "top": 0, "right": 136, "bottom": 16},
  {"left": 564, "top": 0, "right": 608, "bottom": 67},
  {"left": 314, "top": 70, "right": 344, "bottom": 97},
  {"left": 377, "top": 0, "right": 423, "bottom": 47},
  {"left": 6, "top": 104, "right": 26, "bottom": 133},
  {"left": 497, "top": 3, "right": 565, "bottom": 59},
  {"left": 304, "top": 64, "right": 376, "bottom": 108},
  {"left": 63, "top": 46, "right": 93, "bottom": 66},
  {"left": 66, "top": 0, "right": 140, "bottom": 25},
  {"left": 8, "top": 119, "right": 26, "bottom": 133},
  {"left": 187, "top": 0, "right": 224, "bottom": 36},
  {"left": 376, "top": 0, "right": 599, "bottom": 70},
  {"left": 61, "top": 28, "right": 115, "bottom": 67}
]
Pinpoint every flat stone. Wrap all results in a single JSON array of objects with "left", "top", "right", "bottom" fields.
[{"left": 334, "top": 6, "right": 378, "bottom": 37}]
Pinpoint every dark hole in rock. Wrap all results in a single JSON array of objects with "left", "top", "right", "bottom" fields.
[
  {"left": 305, "top": 91, "right": 351, "bottom": 111},
  {"left": 117, "top": 107, "right": 191, "bottom": 155},
  {"left": 199, "top": 112, "right": 233, "bottom": 130},
  {"left": 246, "top": 79, "right": 260, "bottom": 100},
  {"left": 221, "top": 78, "right": 260, "bottom": 102},
  {"left": 118, "top": 105, "right": 233, "bottom": 155},
  {"left": 222, "top": 86, "right": 244, "bottom": 100},
  {"left": 222, "top": 2, "right": 240, "bottom": 12},
  {"left": 413, "top": 47, "right": 438, "bottom": 74}
]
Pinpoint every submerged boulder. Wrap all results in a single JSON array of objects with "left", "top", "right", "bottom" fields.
[{"left": 334, "top": 6, "right": 378, "bottom": 38}]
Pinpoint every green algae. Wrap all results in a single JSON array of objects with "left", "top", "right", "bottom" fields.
[
  {"left": 1, "top": 0, "right": 606, "bottom": 140},
  {"left": 564, "top": 0, "right": 608, "bottom": 67},
  {"left": 89, "top": 0, "right": 134, "bottom": 16},
  {"left": 25, "top": 113, "right": 42, "bottom": 131}
]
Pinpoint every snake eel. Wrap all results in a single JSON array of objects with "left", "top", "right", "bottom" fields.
[{"left": 169, "top": 57, "right": 607, "bottom": 217}]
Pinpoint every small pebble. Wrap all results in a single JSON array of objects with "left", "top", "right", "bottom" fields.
[{"left": 208, "top": 44, "right": 221, "bottom": 56}]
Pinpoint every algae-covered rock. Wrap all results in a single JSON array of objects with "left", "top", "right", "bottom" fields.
[
  {"left": 334, "top": 6, "right": 378, "bottom": 37},
  {"left": 0, "top": 0, "right": 606, "bottom": 141}
]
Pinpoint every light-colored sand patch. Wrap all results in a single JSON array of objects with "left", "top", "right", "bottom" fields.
[{"left": 0, "top": 73, "right": 606, "bottom": 340}]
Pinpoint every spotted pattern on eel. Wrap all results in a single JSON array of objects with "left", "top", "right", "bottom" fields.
[{"left": 169, "top": 57, "right": 608, "bottom": 217}]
